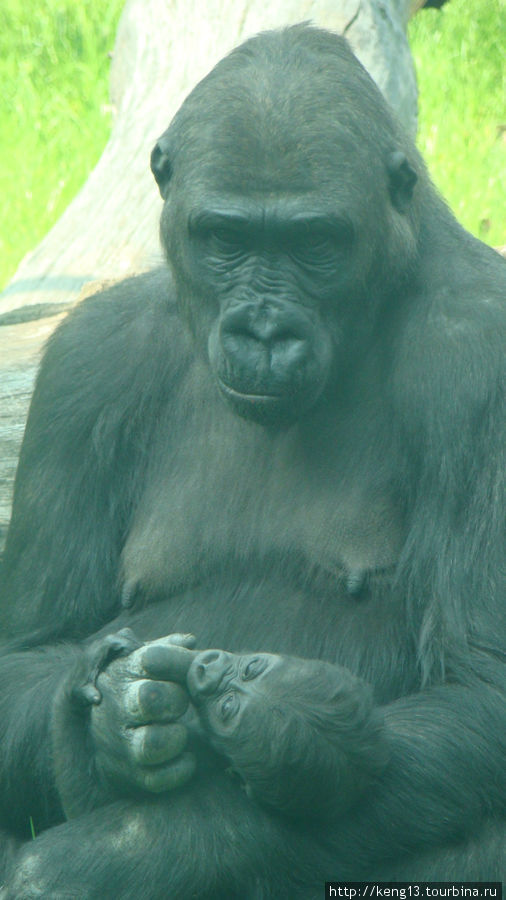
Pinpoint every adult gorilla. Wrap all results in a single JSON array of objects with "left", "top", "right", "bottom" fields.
[{"left": 0, "top": 24, "right": 505, "bottom": 898}]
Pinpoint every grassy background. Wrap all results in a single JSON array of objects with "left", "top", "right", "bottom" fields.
[
  {"left": 0, "top": 0, "right": 505, "bottom": 291},
  {"left": 408, "top": 0, "right": 505, "bottom": 246},
  {"left": 0, "top": 0, "right": 124, "bottom": 290}
]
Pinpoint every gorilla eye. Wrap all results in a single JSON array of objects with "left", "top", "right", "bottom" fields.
[
  {"left": 219, "top": 693, "right": 239, "bottom": 722},
  {"left": 289, "top": 222, "right": 353, "bottom": 267},
  {"left": 212, "top": 227, "right": 236, "bottom": 243},
  {"left": 307, "top": 233, "right": 334, "bottom": 250},
  {"left": 290, "top": 233, "right": 337, "bottom": 266},
  {"left": 207, "top": 227, "right": 245, "bottom": 256},
  {"left": 242, "top": 657, "right": 266, "bottom": 681}
]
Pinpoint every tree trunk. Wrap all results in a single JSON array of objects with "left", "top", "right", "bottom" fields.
[{"left": 0, "top": 0, "right": 415, "bottom": 548}]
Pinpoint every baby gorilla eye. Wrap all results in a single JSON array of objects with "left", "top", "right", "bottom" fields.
[
  {"left": 220, "top": 692, "right": 239, "bottom": 721},
  {"left": 241, "top": 657, "right": 266, "bottom": 681}
]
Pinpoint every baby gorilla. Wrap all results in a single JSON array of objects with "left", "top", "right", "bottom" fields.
[{"left": 187, "top": 650, "right": 389, "bottom": 820}]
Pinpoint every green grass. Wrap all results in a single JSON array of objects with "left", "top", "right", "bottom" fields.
[
  {"left": 0, "top": 0, "right": 504, "bottom": 291},
  {"left": 0, "top": 0, "right": 124, "bottom": 290},
  {"left": 409, "top": 0, "right": 506, "bottom": 245}
]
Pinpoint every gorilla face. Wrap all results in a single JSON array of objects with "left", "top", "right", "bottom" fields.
[
  {"left": 169, "top": 187, "right": 362, "bottom": 427},
  {"left": 187, "top": 650, "right": 283, "bottom": 741},
  {"left": 151, "top": 30, "right": 419, "bottom": 427},
  {"left": 195, "top": 205, "right": 342, "bottom": 425}
]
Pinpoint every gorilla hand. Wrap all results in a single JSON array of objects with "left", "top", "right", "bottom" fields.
[
  {"left": 52, "top": 631, "right": 197, "bottom": 817},
  {"left": 90, "top": 632, "right": 197, "bottom": 795}
]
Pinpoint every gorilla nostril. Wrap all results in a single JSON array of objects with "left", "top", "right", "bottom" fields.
[
  {"left": 252, "top": 322, "right": 295, "bottom": 346},
  {"left": 227, "top": 322, "right": 301, "bottom": 349},
  {"left": 198, "top": 650, "right": 221, "bottom": 665},
  {"left": 221, "top": 303, "right": 308, "bottom": 349},
  {"left": 190, "top": 650, "right": 228, "bottom": 695}
]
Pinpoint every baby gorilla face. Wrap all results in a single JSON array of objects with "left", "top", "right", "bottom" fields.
[{"left": 186, "top": 650, "right": 286, "bottom": 740}]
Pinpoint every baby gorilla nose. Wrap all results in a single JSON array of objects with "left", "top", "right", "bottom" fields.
[{"left": 187, "top": 649, "right": 232, "bottom": 698}]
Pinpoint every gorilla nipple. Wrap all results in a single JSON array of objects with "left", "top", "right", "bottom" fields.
[{"left": 345, "top": 568, "right": 367, "bottom": 597}]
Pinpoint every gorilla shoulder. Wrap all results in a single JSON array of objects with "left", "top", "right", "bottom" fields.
[{"left": 36, "top": 268, "right": 192, "bottom": 417}]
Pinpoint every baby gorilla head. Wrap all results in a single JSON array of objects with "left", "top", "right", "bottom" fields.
[{"left": 187, "top": 650, "right": 388, "bottom": 819}]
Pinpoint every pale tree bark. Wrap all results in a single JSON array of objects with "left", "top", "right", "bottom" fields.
[{"left": 0, "top": 0, "right": 416, "bottom": 547}]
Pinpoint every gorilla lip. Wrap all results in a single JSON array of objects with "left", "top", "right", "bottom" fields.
[
  {"left": 217, "top": 377, "right": 316, "bottom": 429},
  {"left": 218, "top": 379, "right": 285, "bottom": 405}
]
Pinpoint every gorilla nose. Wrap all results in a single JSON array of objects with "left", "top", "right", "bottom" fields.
[
  {"left": 222, "top": 302, "right": 307, "bottom": 351},
  {"left": 188, "top": 650, "right": 231, "bottom": 696},
  {"left": 242, "top": 317, "right": 294, "bottom": 346}
]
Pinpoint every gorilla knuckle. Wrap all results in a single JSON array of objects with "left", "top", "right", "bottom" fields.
[
  {"left": 125, "top": 679, "right": 188, "bottom": 722},
  {"left": 139, "top": 679, "right": 188, "bottom": 718},
  {"left": 130, "top": 721, "right": 187, "bottom": 765},
  {"left": 137, "top": 749, "right": 196, "bottom": 793}
]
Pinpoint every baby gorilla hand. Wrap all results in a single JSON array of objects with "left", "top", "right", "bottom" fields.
[{"left": 89, "top": 632, "right": 197, "bottom": 795}]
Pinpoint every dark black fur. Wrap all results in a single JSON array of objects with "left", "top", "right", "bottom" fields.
[{"left": 0, "top": 25, "right": 504, "bottom": 898}]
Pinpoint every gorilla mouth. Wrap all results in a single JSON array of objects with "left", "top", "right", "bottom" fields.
[
  {"left": 217, "top": 378, "right": 300, "bottom": 427},
  {"left": 218, "top": 379, "right": 285, "bottom": 405}
]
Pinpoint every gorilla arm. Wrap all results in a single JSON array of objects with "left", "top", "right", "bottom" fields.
[{"left": 0, "top": 273, "right": 192, "bottom": 835}]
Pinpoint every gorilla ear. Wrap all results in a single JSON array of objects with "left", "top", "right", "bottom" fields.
[
  {"left": 387, "top": 151, "right": 417, "bottom": 213},
  {"left": 151, "top": 134, "right": 173, "bottom": 199}
]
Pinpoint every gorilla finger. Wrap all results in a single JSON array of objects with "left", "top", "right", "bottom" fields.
[
  {"left": 114, "top": 636, "right": 196, "bottom": 681},
  {"left": 84, "top": 628, "right": 145, "bottom": 691},
  {"left": 161, "top": 633, "right": 197, "bottom": 648},
  {"left": 136, "top": 750, "right": 196, "bottom": 793},
  {"left": 130, "top": 722, "right": 188, "bottom": 765},
  {"left": 71, "top": 681, "right": 102, "bottom": 707},
  {"left": 125, "top": 679, "right": 189, "bottom": 722},
  {"left": 141, "top": 641, "right": 198, "bottom": 682},
  {"left": 108, "top": 627, "right": 144, "bottom": 654},
  {"left": 142, "top": 632, "right": 196, "bottom": 649}
]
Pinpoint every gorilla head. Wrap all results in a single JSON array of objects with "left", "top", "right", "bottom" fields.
[
  {"left": 187, "top": 649, "right": 388, "bottom": 819},
  {"left": 151, "top": 25, "right": 421, "bottom": 427}
]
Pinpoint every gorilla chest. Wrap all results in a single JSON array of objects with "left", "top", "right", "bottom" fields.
[{"left": 121, "top": 407, "right": 405, "bottom": 603}]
